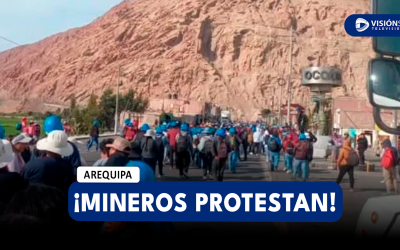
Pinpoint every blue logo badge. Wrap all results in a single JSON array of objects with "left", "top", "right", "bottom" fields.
[{"left": 345, "top": 14, "right": 400, "bottom": 36}]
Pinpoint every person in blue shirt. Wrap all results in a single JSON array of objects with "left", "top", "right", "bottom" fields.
[
  {"left": 125, "top": 140, "right": 156, "bottom": 181},
  {"left": 267, "top": 131, "right": 282, "bottom": 171}
]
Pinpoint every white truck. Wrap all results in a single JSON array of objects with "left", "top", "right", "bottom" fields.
[{"left": 221, "top": 110, "right": 231, "bottom": 124}]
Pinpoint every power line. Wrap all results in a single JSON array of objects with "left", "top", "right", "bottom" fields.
[{"left": 0, "top": 35, "right": 22, "bottom": 47}]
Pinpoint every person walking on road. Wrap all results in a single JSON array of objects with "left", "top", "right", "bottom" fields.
[
  {"left": 380, "top": 139, "right": 399, "bottom": 195},
  {"left": 267, "top": 131, "right": 282, "bottom": 171},
  {"left": 263, "top": 128, "right": 270, "bottom": 163},
  {"left": 87, "top": 121, "right": 100, "bottom": 152},
  {"left": 124, "top": 122, "right": 136, "bottom": 141},
  {"left": 140, "top": 129, "right": 158, "bottom": 174},
  {"left": 167, "top": 122, "right": 180, "bottom": 169},
  {"left": 247, "top": 127, "right": 254, "bottom": 155},
  {"left": 198, "top": 127, "right": 215, "bottom": 180},
  {"left": 175, "top": 123, "right": 193, "bottom": 178},
  {"left": 212, "top": 128, "right": 231, "bottom": 181},
  {"left": 253, "top": 127, "right": 263, "bottom": 155},
  {"left": 282, "top": 134, "right": 295, "bottom": 174},
  {"left": 228, "top": 127, "right": 240, "bottom": 173},
  {"left": 240, "top": 126, "right": 249, "bottom": 161},
  {"left": 335, "top": 139, "right": 358, "bottom": 191},
  {"left": 329, "top": 131, "right": 343, "bottom": 169},
  {"left": 292, "top": 133, "right": 313, "bottom": 181},
  {"left": 154, "top": 127, "right": 167, "bottom": 178},
  {"left": 132, "top": 123, "right": 149, "bottom": 156},
  {"left": 357, "top": 133, "right": 368, "bottom": 165}
]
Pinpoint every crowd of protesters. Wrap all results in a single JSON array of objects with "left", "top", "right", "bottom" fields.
[{"left": 0, "top": 112, "right": 398, "bottom": 239}]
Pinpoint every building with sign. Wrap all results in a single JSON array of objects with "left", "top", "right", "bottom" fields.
[{"left": 301, "top": 66, "right": 342, "bottom": 136}]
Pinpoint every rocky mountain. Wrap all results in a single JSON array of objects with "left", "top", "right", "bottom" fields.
[{"left": 0, "top": 0, "right": 372, "bottom": 120}]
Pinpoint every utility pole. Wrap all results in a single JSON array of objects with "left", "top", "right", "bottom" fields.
[
  {"left": 278, "top": 78, "right": 285, "bottom": 126},
  {"left": 114, "top": 66, "right": 121, "bottom": 134},
  {"left": 287, "top": 19, "right": 293, "bottom": 125},
  {"left": 394, "top": 110, "right": 398, "bottom": 148}
]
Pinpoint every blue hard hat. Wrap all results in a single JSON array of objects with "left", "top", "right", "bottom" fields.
[
  {"left": 299, "top": 133, "right": 307, "bottom": 140},
  {"left": 124, "top": 118, "right": 131, "bottom": 125},
  {"left": 15, "top": 122, "right": 22, "bottom": 131},
  {"left": 229, "top": 127, "right": 236, "bottom": 134},
  {"left": 141, "top": 123, "right": 150, "bottom": 132},
  {"left": 43, "top": 115, "right": 63, "bottom": 134},
  {"left": 156, "top": 126, "right": 163, "bottom": 134},
  {"left": 181, "top": 123, "right": 189, "bottom": 131},
  {"left": 216, "top": 128, "right": 226, "bottom": 138},
  {"left": 93, "top": 120, "right": 99, "bottom": 126},
  {"left": 0, "top": 125, "right": 4, "bottom": 139}
]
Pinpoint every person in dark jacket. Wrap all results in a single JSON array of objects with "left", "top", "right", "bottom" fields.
[
  {"left": 228, "top": 127, "right": 240, "bottom": 173},
  {"left": 357, "top": 133, "right": 368, "bottom": 165},
  {"left": 292, "top": 133, "right": 313, "bottom": 181},
  {"left": 140, "top": 129, "right": 158, "bottom": 174},
  {"left": 212, "top": 128, "right": 231, "bottom": 181},
  {"left": 87, "top": 121, "right": 100, "bottom": 151},
  {"left": 24, "top": 131, "right": 75, "bottom": 194}
]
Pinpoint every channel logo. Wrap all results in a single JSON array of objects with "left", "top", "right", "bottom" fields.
[
  {"left": 356, "top": 18, "right": 369, "bottom": 32},
  {"left": 345, "top": 14, "right": 400, "bottom": 37}
]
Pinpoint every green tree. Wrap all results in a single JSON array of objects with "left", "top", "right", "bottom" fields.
[
  {"left": 70, "top": 94, "right": 77, "bottom": 110},
  {"left": 98, "top": 88, "right": 116, "bottom": 131}
]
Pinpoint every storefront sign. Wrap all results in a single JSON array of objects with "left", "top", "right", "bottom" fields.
[{"left": 302, "top": 67, "right": 342, "bottom": 85}]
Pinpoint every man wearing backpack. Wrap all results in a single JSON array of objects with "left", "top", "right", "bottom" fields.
[
  {"left": 268, "top": 131, "right": 282, "bottom": 171},
  {"left": 175, "top": 123, "right": 193, "bottom": 178},
  {"left": 198, "top": 128, "right": 215, "bottom": 180},
  {"left": 240, "top": 127, "right": 249, "bottom": 161},
  {"left": 155, "top": 127, "right": 167, "bottom": 178},
  {"left": 380, "top": 139, "right": 399, "bottom": 195},
  {"left": 131, "top": 123, "right": 149, "bottom": 156},
  {"left": 283, "top": 134, "right": 295, "bottom": 174},
  {"left": 212, "top": 128, "right": 231, "bottom": 181},
  {"left": 335, "top": 140, "right": 358, "bottom": 191},
  {"left": 292, "top": 133, "right": 313, "bottom": 181},
  {"left": 167, "top": 122, "right": 180, "bottom": 169},
  {"left": 228, "top": 127, "right": 240, "bottom": 173},
  {"left": 140, "top": 129, "right": 158, "bottom": 174}
]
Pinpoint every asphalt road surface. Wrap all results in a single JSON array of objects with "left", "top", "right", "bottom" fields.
[{"left": 76, "top": 137, "right": 390, "bottom": 237}]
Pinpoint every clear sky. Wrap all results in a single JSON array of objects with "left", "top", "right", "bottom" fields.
[{"left": 0, "top": 0, "right": 123, "bottom": 52}]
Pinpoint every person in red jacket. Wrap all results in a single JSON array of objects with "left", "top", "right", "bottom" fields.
[
  {"left": 283, "top": 134, "right": 296, "bottom": 174},
  {"left": 124, "top": 123, "right": 136, "bottom": 141},
  {"left": 167, "top": 122, "right": 180, "bottom": 169}
]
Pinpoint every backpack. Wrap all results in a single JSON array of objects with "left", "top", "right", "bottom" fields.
[
  {"left": 177, "top": 134, "right": 189, "bottom": 153},
  {"left": 285, "top": 141, "right": 295, "bottom": 155},
  {"left": 268, "top": 137, "right": 280, "bottom": 152},
  {"left": 203, "top": 138, "right": 214, "bottom": 156},
  {"left": 295, "top": 141, "right": 309, "bottom": 159},
  {"left": 142, "top": 137, "right": 155, "bottom": 157},
  {"left": 346, "top": 148, "right": 360, "bottom": 167},
  {"left": 382, "top": 148, "right": 395, "bottom": 169},
  {"left": 217, "top": 141, "right": 228, "bottom": 159},
  {"left": 264, "top": 134, "right": 270, "bottom": 145},
  {"left": 155, "top": 136, "right": 164, "bottom": 153}
]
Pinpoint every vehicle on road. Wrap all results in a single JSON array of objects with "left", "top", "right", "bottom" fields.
[{"left": 355, "top": 195, "right": 400, "bottom": 238}]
